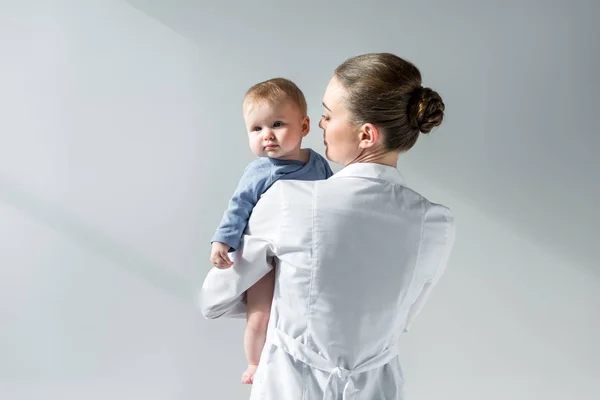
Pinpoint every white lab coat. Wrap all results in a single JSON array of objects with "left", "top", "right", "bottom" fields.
[{"left": 200, "top": 163, "right": 455, "bottom": 399}]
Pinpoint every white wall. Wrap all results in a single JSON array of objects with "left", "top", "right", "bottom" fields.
[
  {"left": 0, "top": 1, "right": 247, "bottom": 399},
  {"left": 1, "top": 1, "right": 598, "bottom": 399}
]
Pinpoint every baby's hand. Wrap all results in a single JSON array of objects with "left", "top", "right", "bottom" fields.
[{"left": 210, "top": 242, "right": 233, "bottom": 269}]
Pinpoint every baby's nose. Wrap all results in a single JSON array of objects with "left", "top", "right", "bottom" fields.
[{"left": 263, "top": 129, "right": 275, "bottom": 139}]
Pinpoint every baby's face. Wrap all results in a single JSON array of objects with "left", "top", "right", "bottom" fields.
[{"left": 243, "top": 98, "right": 309, "bottom": 160}]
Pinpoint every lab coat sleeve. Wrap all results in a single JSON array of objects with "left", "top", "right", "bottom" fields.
[
  {"left": 200, "top": 183, "right": 283, "bottom": 319},
  {"left": 404, "top": 205, "right": 456, "bottom": 332}
]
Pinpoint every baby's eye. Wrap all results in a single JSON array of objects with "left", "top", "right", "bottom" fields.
[
  {"left": 252, "top": 126, "right": 262, "bottom": 132},
  {"left": 273, "top": 121, "right": 284, "bottom": 128},
  {"left": 321, "top": 114, "right": 330, "bottom": 121}
]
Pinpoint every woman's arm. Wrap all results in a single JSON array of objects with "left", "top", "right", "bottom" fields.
[
  {"left": 403, "top": 205, "right": 456, "bottom": 332},
  {"left": 200, "top": 183, "right": 283, "bottom": 319}
]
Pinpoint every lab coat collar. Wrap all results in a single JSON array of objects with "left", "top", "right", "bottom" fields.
[{"left": 330, "top": 163, "right": 406, "bottom": 186}]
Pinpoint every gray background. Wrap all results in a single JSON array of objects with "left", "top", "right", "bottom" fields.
[{"left": 1, "top": 0, "right": 599, "bottom": 399}]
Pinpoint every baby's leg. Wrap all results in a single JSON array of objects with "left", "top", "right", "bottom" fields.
[{"left": 241, "top": 267, "right": 275, "bottom": 384}]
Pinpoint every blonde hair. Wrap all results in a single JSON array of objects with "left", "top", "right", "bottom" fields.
[{"left": 244, "top": 77, "right": 308, "bottom": 116}]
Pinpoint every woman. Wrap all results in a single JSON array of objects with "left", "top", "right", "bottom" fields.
[{"left": 200, "top": 53, "right": 456, "bottom": 399}]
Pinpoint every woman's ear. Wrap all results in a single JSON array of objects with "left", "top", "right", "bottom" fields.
[
  {"left": 301, "top": 116, "right": 310, "bottom": 137},
  {"left": 358, "top": 123, "right": 380, "bottom": 149}
]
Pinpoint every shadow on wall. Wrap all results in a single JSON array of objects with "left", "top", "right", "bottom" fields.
[{"left": 0, "top": 175, "right": 193, "bottom": 304}]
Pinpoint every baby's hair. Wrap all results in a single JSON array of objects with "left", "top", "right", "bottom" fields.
[{"left": 244, "top": 78, "right": 308, "bottom": 116}]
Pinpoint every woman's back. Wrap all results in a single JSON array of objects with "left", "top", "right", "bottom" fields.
[{"left": 247, "top": 162, "right": 454, "bottom": 398}]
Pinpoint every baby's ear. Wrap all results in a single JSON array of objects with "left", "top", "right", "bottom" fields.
[{"left": 302, "top": 116, "right": 310, "bottom": 136}]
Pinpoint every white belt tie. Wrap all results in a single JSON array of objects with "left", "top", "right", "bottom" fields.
[
  {"left": 271, "top": 328, "right": 398, "bottom": 400},
  {"left": 323, "top": 366, "right": 356, "bottom": 400}
]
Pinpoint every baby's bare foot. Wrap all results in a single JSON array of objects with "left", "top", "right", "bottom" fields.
[{"left": 241, "top": 365, "right": 258, "bottom": 384}]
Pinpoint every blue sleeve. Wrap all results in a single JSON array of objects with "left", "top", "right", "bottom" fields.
[{"left": 211, "top": 162, "right": 269, "bottom": 251}]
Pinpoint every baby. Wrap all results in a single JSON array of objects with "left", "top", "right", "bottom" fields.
[{"left": 210, "top": 78, "right": 333, "bottom": 384}]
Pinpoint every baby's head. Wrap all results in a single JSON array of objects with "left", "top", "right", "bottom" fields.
[{"left": 243, "top": 78, "right": 310, "bottom": 161}]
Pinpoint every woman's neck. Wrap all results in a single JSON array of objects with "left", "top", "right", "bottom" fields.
[{"left": 347, "top": 148, "right": 399, "bottom": 167}]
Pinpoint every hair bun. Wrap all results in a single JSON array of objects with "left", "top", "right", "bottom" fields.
[{"left": 408, "top": 87, "right": 445, "bottom": 134}]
